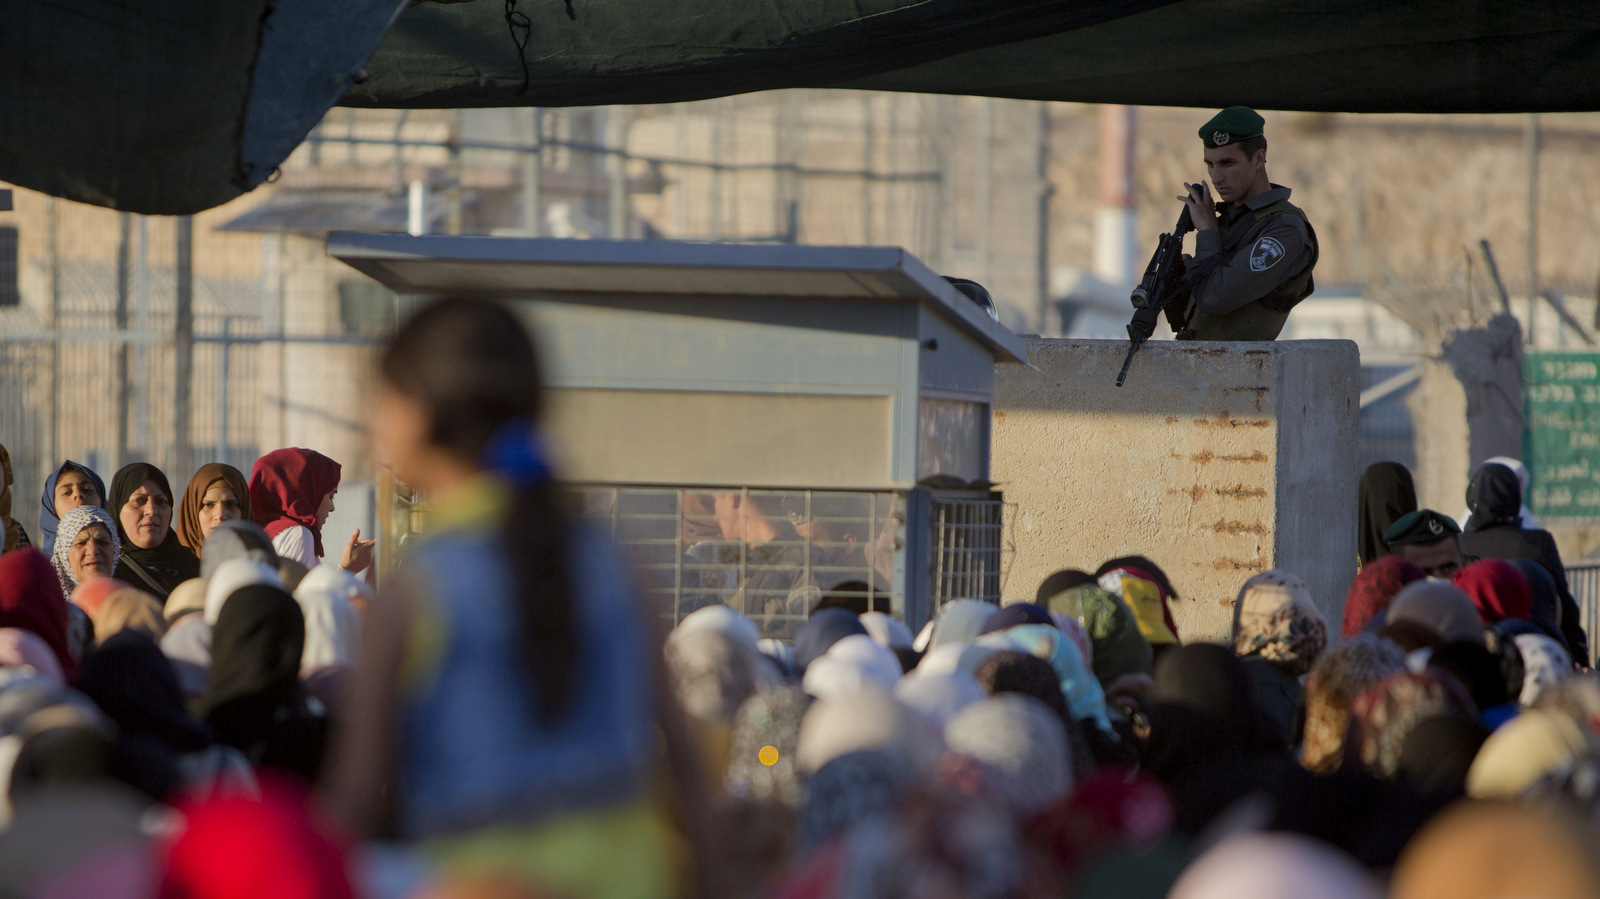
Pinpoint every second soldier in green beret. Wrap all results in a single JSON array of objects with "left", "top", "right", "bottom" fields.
[
  {"left": 1173, "top": 106, "right": 1320, "bottom": 341},
  {"left": 1383, "top": 509, "right": 1466, "bottom": 579}
]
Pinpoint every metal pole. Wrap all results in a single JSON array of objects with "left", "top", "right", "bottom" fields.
[
  {"left": 1037, "top": 102, "right": 1054, "bottom": 334},
  {"left": 1526, "top": 113, "right": 1541, "bottom": 346},
  {"left": 216, "top": 317, "right": 231, "bottom": 465},
  {"left": 861, "top": 94, "right": 875, "bottom": 244},
  {"left": 710, "top": 102, "right": 723, "bottom": 241},
  {"left": 407, "top": 180, "right": 428, "bottom": 236},
  {"left": 173, "top": 215, "right": 194, "bottom": 479},
  {"left": 675, "top": 104, "right": 690, "bottom": 238},
  {"left": 46, "top": 198, "right": 59, "bottom": 472},
  {"left": 976, "top": 99, "right": 994, "bottom": 284},
  {"left": 522, "top": 107, "right": 542, "bottom": 235},
  {"left": 114, "top": 212, "right": 132, "bottom": 471},
  {"left": 607, "top": 107, "right": 629, "bottom": 239},
  {"left": 446, "top": 110, "right": 464, "bottom": 235}
]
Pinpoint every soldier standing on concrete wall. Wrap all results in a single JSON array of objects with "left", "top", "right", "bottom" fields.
[{"left": 1175, "top": 107, "right": 1320, "bottom": 341}]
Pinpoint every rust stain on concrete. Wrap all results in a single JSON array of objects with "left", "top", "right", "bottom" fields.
[
  {"left": 1215, "top": 485, "right": 1268, "bottom": 500},
  {"left": 1190, "top": 450, "right": 1216, "bottom": 464},
  {"left": 1210, "top": 551, "right": 1270, "bottom": 574},
  {"left": 994, "top": 410, "right": 1007, "bottom": 423},
  {"left": 1165, "top": 416, "right": 1179, "bottom": 424},
  {"left": 1210, "top": 518, "right": 1269, "bottom": 536},
  {"left": 1168, "top": 485, "right": 1209, "bottom": 502},
  {"left": 1219, "top": 451, "right": 1269, "bottom": 463}
]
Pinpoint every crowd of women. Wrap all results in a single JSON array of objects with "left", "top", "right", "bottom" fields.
[{"left": 0, "top": 296, "right": 1596, "bottom": 898}]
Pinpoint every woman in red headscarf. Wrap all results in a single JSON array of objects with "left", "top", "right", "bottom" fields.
[
  {"left": 1454, "top": 558, "right": 1532, "bottom": 624},
  {"left": 248, "top": 449, "right": 373, "bottom": 574}
]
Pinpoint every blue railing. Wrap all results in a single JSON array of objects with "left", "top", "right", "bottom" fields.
[{"left": 1572, "top": 563, "right": 1600, "bottom": 667}]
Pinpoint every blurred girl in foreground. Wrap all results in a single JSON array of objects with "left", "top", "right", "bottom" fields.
[{"left": 326, "top": 297, "right": 710, "bottom": 898}]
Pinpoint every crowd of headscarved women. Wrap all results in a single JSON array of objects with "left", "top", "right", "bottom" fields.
[{"left": 0, "top": 295, "right": 1598, "bottom": 898}]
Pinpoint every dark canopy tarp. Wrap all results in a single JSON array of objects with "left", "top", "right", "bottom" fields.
[
  {"left": 6, "top": 0, "right": 1600, "bottom": 214},
  {"left": 0, "top": 0, "right": 404, "bottom": 215},
  {"left": 346, "top": 0, "right": 1600, "bottom": 113}
]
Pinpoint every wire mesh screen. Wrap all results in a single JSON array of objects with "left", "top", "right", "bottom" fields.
[
  {"left": 572, "top": 486, "right": 904, "bottom": 640},
  {"left": 1572, "top": 563, "right": 1600, "bottom": 666},
  {"left": 930, "top": 492, "right": 1006, "bottom": 605}
]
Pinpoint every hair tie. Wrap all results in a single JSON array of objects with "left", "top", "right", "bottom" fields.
[{"left": 480, "top": 419, "right": 552, "bottom": 486}]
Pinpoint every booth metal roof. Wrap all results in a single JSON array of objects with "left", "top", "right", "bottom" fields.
[{"left": 329, "top": 233, "right": 1027, "bottom": 362}]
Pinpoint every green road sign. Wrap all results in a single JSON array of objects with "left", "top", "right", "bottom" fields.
[{"left": 1526, "top": 352, "right": 1600, "bottom": 522}]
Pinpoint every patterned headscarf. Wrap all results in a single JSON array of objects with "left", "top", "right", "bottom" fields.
[
  {"left": 1348, "top": 671, "right": 1476, "bottom": 778},
  {"left": 1300, "top": 635, "right": 1407, "bottom": 774},
  {"left": 725, "top": 684, "right": 812, "bottom": 807},
  {"left": 1516, "top": 633, "right": 1574, "bottom": 707},
  {"left": 798, "top": 750, "right": 911, "bottom": 852},
  {"left": 49, "top": 504, "right": 121, "bottom": 598},
  {"left": 1231, "top": 570, "right": 1328, "bottom": 677}
]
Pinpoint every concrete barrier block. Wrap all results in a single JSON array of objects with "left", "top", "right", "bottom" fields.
[{"left": 993, "top": 338, "right": 1360, "bottom": 643}]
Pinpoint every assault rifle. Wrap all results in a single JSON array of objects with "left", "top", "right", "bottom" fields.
[{"left": 1115, "top": 206, "right": 1195, "bottom": 386}]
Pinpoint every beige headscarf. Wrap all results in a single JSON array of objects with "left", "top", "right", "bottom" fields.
[
  {"left": 1392, "top": 801, "right": 1600, "bottom": 899},
  {"left": 1466, "top": 709, "right": 1599, "bottom": 799},
  {"left": 1232, "top": 569, "right": 1328, "bottom": 677},
  {"left": 90, "top": 588, "right": 168, "bottom": 643},
  {"left": 1386, "top": 580, "right": 1484, "bottom": 646},
  {"left": 164, "top": 577, "right": 208, "bottom": 623}
]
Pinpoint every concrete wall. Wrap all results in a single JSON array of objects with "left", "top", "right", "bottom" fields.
[{"left": 992, "top": 338, "right": 1361, "bottom": 643}]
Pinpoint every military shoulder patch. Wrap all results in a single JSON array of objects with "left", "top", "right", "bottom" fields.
[{"left": 1249, "top": 236, "right": 1285, "bottom": 272}]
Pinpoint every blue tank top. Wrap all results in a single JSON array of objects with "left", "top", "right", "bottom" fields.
[{"left": 398, "top": 524, "right": 657, "bottom": 838}]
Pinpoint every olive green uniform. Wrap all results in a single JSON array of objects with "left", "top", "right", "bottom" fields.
[
  {"left": 1174, "top": 106, "right": 1320, "bottom": 342},
  {"left": 1177, "top": 185, "right": 1319, "bottom": 341}
]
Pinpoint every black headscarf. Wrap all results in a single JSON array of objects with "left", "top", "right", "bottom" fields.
[
  {"left": 1357, "top": 462, "right": 1418, "bottom": 567},
  {"left": 1508, "top": 558, "right": 1563, "bottom": 639},
  {"left": 108, "top": 463, "right": 199, "bottom": 599},
  {"left": 1395, "top": 715, "right": 1489, "bottom": 799},
  {"left": 77, "top": 630, "right": 213, "bottom": 754},
  {"left": 197, "top": 584, "right": 325, "bottom": 780},
  {"left": 1464, "top": 463, "right": 1523, "bottom": 533},
  {"left": 1143, "top": 643, "right": 1258, "bottom": 777},
  {"left": 1141, "top": 643, "right": 1341, "bottom": 839}
]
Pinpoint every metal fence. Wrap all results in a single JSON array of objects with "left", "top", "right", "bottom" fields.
[
  {"left": 0, "top": 247, "right": 381, "bottom": 530},
  {"left": 1572, "top": 562, "right": 1600, "bottom": 666},
  {"left": 929, "top": 492, "right": 1007, "bottom": 606},
  {"left": 573, "top": 486, "right": 905, "bottom": 641}
]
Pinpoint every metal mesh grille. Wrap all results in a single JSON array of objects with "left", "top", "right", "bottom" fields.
[
  {"left": 571, "top": 486, "right": 904, "bottom": 640},
  {"left": 930, "top": 492, "right": 1006, "bottom": 605}
]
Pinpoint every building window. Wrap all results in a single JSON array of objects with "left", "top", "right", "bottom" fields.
[
  {"left": 337, "top": 279, "right": 396, "bottom": 335},
  {"left": 0, "top": 227, "right": 18, "bottom": 308}
]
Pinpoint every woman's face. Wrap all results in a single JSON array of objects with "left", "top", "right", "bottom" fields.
[
  {"left": 69, "top": 523, "right": 114, "bottom": 582},
  {"left": 316, "top": 490, "right": 336, "bottom": 527},
  {"left": 54, "top": 470, "right": 101, "bottom": 519},
  {"left": 120, "top": 480, "right": 172, "bottom": 550},
  {"left": 198, "top": 481, "right": 242, "bottom": 538}
]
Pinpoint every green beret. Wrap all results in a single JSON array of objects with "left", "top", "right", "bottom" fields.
[
  {"left": 1383, "top": 509, "right": 1462, "bottom": 546},
  {"left": 1199, "top": 107, "right": 1265, "bottom": 148}
]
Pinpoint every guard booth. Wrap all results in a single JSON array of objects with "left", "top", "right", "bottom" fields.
[{"left": 330, "top": 234, "right": 1026, "bottom": 638}]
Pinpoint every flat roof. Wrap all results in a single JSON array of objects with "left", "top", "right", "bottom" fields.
[{"left": 327, "top": 233, "right": 1026, "bottom": 362}]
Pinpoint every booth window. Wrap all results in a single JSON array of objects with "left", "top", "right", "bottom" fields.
[
  {"left": 0, "top": 227, "right": 18, "bottom": 307},
  {"left": 573, "top": 486, "right": 904, "bottom": 640},
  {"left": 337, "top": 279, "right": 397, "bottom": 335}
]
